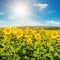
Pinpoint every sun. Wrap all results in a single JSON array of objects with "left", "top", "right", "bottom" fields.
[{"left": 12, "top": 4, "right": 29, "bottom": 18}]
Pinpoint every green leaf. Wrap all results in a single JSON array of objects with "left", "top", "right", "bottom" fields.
[
  {"left": 54, "top": 52, "right": 60, "bottom": 57},
  {"left": 49, "top": 46, "right": 54, "bottom": 51}
]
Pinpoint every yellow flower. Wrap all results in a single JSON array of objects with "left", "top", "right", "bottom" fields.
[
  {"left": 15, "top": 29, "right": 23, "bottom": 38},
  {"left": 25, "top": 35, "right": 32, "bottom": 44},
  {"left": 4, "top": 35, "right": 9, "bottom": 40},
  {"left": 51, "top": 31, "right": 58, "bottom": 38},
  {"left": 26, "top": 39, "right": 32, "bottom": 44},
  {"left": 40, "top": 28, "right": 45, "bottom": 32},
  {"left": 57, "top": 38, "right": 60, "bottom": 42},
  {"left": 25, "top": 35, "right": 31, "bottom": 40},
  {"left": 34, "top": 33, "right": 41, "bottom": 40},
  {"left": 12, "top": 26, "right": 18, "bottom": 34},
  {"left": 31, "top": 29, "right": 37, "bottom": 35},
  {"left": 3, "top": 27, "right": 12, "bottom": 35},
  {"left": 24, "top": 27, "right": 30, "bottom": 35},
  {"left": 46, "top": 31, "right": 49, "bottom": 37},
  {"left": 25, "top": 27, "right": 32, "bottom": 35},
  {"left": 25, "top": 29, "right": 29, "bottom": 35}
]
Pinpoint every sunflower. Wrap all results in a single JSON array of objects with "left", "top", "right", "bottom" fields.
[
  {"left": 46, "top": 31, "right": 50, "bottom": 37},
  {"left": 3, "top": 27, "right": 12, "bottom": 35},
  {"left": 34, "top": 33, "right": 41, "bottom": 40},
  {"left": 24, "top": 28, "right": 30, "bottom": 35},
  {"left": 25, "top": 35, "right": 31, "bottom": 40},
  {"left": 15, "top": 29, "right": 23, "bottom": 38},
  {"left": 25, "top": 35, "right": 32, "bottom": 44},
  {"left": 26, "top": 39, "right": 32, "bottom": 44},
  {"left": 31, "top": 29, "right": 37, "bottom": 35},
  {"left": 51, "top": 31, "right": 58, "bottom": 38},
  {"left": 12, "top": 26, "right": 18, "bottom": 34},
  {"left": 57, "top": 37, "right": 60, "bottom": 42},
  {"left": 4, "top": 35, "right": 9, "bottom": 40},
  {"left": 40, "top": 28, "right": 45, "bottom": 32}
]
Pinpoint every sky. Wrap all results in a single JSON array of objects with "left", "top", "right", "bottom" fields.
[{"left": 0, "top": 0, "right": 60, "bottom": 27}]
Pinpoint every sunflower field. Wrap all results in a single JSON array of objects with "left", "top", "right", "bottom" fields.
[{"left": 0, "top": 27, "right": 60, "bottom": 60}]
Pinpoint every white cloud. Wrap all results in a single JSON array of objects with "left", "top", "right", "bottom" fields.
[
  {"left": 0, "top": 21, "right": 7, "bottom": 24},
  {"left": 8, "top": 15, "right": 16, "bottom": 20},
  {"left": 0, "top": 19, "right": 44, "bottom": 27},
  {"left": 0, "top": 21, "right": 8, "bottom": 27},
  {"left": 34, "top": 3, "right": 48, "bottom": 11},
  {"left": 46, "top": 20, "right": 60, "bottom": 26},
  {"left": 1, "top": 19, "right": 60, "bottom": 27},
  {"left": 0, "top": 20, "right": 15, "bottom": 27},
  {"left": 15, "top": 19, "right": 44, "bottom": 26},
  {"left": 0, "top": 12, "right": 4, "bottom": 15}
]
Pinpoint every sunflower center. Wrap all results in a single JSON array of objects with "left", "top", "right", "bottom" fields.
[{"left": 53, "top": 33, "right": 57, "bottom": 36}]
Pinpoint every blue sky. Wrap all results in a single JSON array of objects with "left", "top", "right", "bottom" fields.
[{"left": 0, "top": 0, "right": 60, "bottom": 27}]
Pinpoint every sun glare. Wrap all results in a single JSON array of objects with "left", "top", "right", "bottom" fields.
[{"left": 12, "top": 4, "right": 29, "bottom": 18}]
